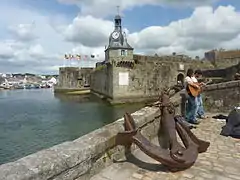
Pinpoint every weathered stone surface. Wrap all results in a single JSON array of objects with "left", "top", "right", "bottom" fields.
[
  {"left": 203, "top": 80, "right": 240, "bottom": 112},
  {"left": 203, "top": 62, "right": 240, "bottom": 79},
  {"left": 91, "top": 52, "right": 214, "bottom": 104},
  {"left": 0, "top": 162, "right": 35, "bottom": 180},
  {"left": 55, "top": 67, "right": 93, "bottom": 92}
]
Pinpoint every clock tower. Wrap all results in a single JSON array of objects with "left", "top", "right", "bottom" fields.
[
  {"left": 105, "top": 13, "right": 133, "bottom": 64},
  {"left": 102, "top": 11, "right": 134, "bottom": 104}
]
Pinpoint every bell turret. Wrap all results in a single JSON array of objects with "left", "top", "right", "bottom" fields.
[{"left": 105, "top": 8, "right": 133, "bottom": 50}]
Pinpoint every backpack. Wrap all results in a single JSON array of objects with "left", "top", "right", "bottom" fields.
[{"left": 220, "top": 107, "right": 240, "bottom": 138}]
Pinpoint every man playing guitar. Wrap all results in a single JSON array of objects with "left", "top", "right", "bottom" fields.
[
  {"left": 184, "top": 69, "right": 200, "bottom": 124},
  {"left": 193, "top": 69, "right": 207, "bottom": 119}
]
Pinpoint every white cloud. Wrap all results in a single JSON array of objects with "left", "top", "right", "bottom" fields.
[
  {"left": 8, "top": 23, "right": 37, "bottom": 42},
  {"left": 128, "top": 5, "right": 240, "bottom": 56},
  {"left": 72, "top": 44, "right": 106, "bottom": 60},
  {"left": 63, "top": 15, "right": 113, "bottom": 47},
  {"left": 58, "top": 0, "right": 218, "bottom": 17},
  {"left": 29, "top": 44, "right": 44, "bottom": 57},
  {"left": 1, "top": 1, "right": 240, "bottom": 74},
  {"left": 130, "top": 26, "right": 178, "bottom": 49},
  {"left": 61, "top": 4, "right": 240, "bottom": 58},
  {"left": 0, "top": 3, "right": 73, "bottom": 74},
  {"left": 0, "top": 41, "right": 15, "bottom": 59}
]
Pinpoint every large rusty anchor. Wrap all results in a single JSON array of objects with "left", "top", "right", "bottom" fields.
[{"left": 115, "top": 93, "right": 210, "bottom": 171}]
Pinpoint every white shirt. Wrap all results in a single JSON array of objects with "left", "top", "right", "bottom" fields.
[
  {"left": 191, "top": 76, "right": 198, "bottom": 83},
  {"left": 184, "top": 76, "right": 198, "bottom": 89}
]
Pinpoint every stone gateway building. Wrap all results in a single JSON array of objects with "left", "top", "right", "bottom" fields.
[
  {"left": 205, "top": 49, "right": 240, "bottom": 68},
  {"left": 54, "top": 67, "right": 93, "bottom": 93},
  {"left": 90, "top": 14, "right": 214, "bottom": 104}
]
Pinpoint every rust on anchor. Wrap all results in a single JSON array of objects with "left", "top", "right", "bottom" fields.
[{"left": 115, "top": 92, "right": 210, "bottom": 171}]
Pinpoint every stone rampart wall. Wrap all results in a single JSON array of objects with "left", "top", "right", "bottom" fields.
[
  {"left": 55, "top": 67, "right": 93, "bottom": 92},
  {"left": 202, "top": 62, "right": 240, "bottom": 80},
  {"left": 57, "top": 67, "right": 80, "bottom": 88},
  {"left": 203, "top": 80, "right": 240, "bottom": 113},
  {"left": 215, "top": 50, "right": 240, "bottom": 68},
  {"left": 90, "top": 65, "right": 113, "bottom": 98},
  {"left": 108, "top": 54, "right": 213, "bottom": 104},
  {"left": 215, "top": 58, "right": 240, "bottom": 68},
  {"left": 204, "top": 50, "right": 240, "bottom": 68},
  {"left": 91, "top": 53, "right": 215, "bottom": 104},
  {"left": 133, "top": 54, "right": 215, "bottom": 70}
]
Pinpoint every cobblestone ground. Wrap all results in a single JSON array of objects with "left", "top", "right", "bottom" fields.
[{"left": 90, "top": 114, "right": 240, "bottom": 180}]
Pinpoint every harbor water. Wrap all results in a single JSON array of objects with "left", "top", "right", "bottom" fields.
[{"left": 0, "top": 89, "right": 144, "bottom": 165}]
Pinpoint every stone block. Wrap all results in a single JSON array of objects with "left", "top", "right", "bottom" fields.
[
  {"left": 0, "top": 162, "right": 35, "bottom": 180},
  {"left": 205, "top": 84, "right": 218, "bottom": 91},
  {"left": 203, "top": 80, "right": 240, "bottom": 112},
  {"left": 217, "top": 82, "right": 227, "bottom": 89},
  {"left": 226, "top": 80, "right": 240, "bottom": 88}
]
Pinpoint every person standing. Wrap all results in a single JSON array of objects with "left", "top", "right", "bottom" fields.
[
  {"left": 184, "top": 69, "right": 200, "bottom": 124},
  {"left": 193, "top": 69, "right": 206, "bottom": 119}
]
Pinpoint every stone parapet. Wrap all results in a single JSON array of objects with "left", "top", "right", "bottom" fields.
[
  {"left": 203, "top": 80, "right": 240, "bottom": 112},
  {"left": 204, "top": 80, "right": 240, "bottom": 91},
  {"left": 202, "top": 62, "right": 240, "bottom": 80}
]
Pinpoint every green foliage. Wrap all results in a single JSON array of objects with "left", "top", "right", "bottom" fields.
[{"left": 95, "top": 65, "right": 106, "bottom": 71}]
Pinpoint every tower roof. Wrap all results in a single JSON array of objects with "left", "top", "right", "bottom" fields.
[
  {"left": 106, "top": 12, "right": 133, "bottom": 50},
  {"left": 115, "top": 15, "right": 121, "bottom": 20}
]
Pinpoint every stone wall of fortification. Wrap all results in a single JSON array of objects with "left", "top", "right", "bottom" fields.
[
  {"left": 214, "top": 58, "right": 240, "bottom": 68},
  {"left": 203, "top": 80, "right": 240, "bottom": 112},
  {"left": 202, "top": 62, "right": 240, "bottom": 81},
  {"left": 107, "top": 54, "right": 214, "bottom": 104},
  {"left": 205, "top": 49, "right": 240, "bottom": 68},
  {"left": 57, "top": 67, "right": 80, "bottom": 88},
  {"left": 90, "top": 64, "right": 113, "bottom": 98},
  {"left": 55, "top": 67, "right": 93, "bottom": 92}
]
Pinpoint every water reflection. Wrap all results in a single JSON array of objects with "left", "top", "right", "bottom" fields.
[
  {"left": 0, "top": 89, "right": 144, "bottom": 164},
  {"left": 54, "top": 93, "right": 93, "bottom": 103},
  {"left": 54, "top": 93, "right": 144, "bottom": 124}
]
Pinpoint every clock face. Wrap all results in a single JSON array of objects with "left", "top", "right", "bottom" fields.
[{"left": 112, "top": 31, "right": 120, "bottom": 39}]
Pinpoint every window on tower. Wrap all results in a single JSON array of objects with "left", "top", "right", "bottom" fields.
[
  {"left": 121, "top": 50, "right": 127, "bottom": 56},
  {"left": 115, "top": 19, "right": 120, "bottom": 26}
]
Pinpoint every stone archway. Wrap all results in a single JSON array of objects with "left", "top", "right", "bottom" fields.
[{"left": 177, "top": 73, "right": 184, "bottom": 86}]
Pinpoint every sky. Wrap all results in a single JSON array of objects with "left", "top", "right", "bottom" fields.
[{"left": 1, "top": 0, "right": 240, "bottom": 74}]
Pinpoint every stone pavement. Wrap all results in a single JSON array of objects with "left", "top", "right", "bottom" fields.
[{"left": 90, "top": 114, "right": 240, "bottom": 180}]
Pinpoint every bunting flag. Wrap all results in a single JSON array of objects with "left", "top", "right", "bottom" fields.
[
  {"left": 69, "top": 54, "right": 74, "bottom": 60},
  {"left": 64, "top": 54, "right": 100, "bottom": 60},
  {"left": 76, "top": 54, "right": 81, "bottom": 60},
  {"left": 64, "top": 54, "right": 69, "bottom": 59},
  {"left": 64, "top": 54, "right": 73, "bottom": 60}
]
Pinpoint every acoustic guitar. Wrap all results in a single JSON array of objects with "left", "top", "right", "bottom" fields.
[{"left": 188, "top": 79, "right": 212, "bottom": 97}]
